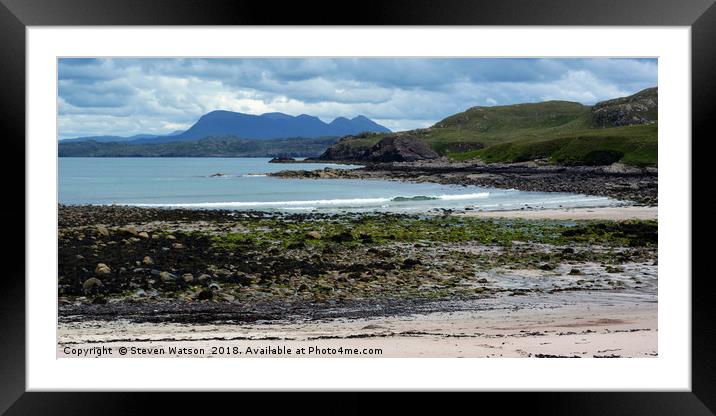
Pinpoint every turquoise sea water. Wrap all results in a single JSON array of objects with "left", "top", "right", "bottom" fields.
[{"left": 59, "top": 158, "right": 621, "bottom": 212}]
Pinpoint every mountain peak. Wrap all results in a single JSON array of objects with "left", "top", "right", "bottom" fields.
[
  {"left": 203, "top": 109, "right": 235, "bottom": 116},
  {"left": 156, "top": 111, "right": 391, "bottom": 142},
  {"left": 64, "top": 110, "right": 392, "bottom": 143},
  {"left": 261, "top": 112, "right": 293, "bottom": 119}
]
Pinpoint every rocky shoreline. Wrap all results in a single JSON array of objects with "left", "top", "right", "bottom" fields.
[
  {"left": 269, "top": 160, "right": 658, "bottom": 205},
  {"left": 58, "top": 205, "right": 657, "bottom": 324}
]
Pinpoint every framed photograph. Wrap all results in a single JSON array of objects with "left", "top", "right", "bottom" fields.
[{"left": 2, "top": 0, "right": 713, "bottom": 413}]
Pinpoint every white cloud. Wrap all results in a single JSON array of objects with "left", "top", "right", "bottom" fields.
[{"left": 57, "top": 58, "right": 658, "bottom": 139}]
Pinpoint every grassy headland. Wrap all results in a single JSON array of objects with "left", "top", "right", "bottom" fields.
[{"left": 316, "top": 88, "right": 658, "bottom": 166}]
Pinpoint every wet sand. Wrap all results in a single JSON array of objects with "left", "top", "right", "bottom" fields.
[
  {"left": 454, "top": 206, "right": 657, "bottom": 221},
  {"left": 58, "top": 291, "right": 657, "bottom": 358}
]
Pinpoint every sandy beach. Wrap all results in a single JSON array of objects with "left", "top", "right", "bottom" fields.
[
  {"left": 454, "top": 206, "right": 658, "bottom": 221},
  {"left": 58, "top": 291, "right": 656, "bottom": 358}
]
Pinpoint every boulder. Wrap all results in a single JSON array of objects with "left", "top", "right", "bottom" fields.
[
  {"left": 82, "top": 277, "right": 103, "bottom": 293},
  {"left": 159, "top": 271, "right": 177, "bottom": 282},
  {"left": 330, "top": 230, "right": 353, "bottom": 243},
  {"left": 305, "top": 231, "right": 322, "bottom": 240},
  {"left": 197, "top": 289, "right": 213, "bottom": 300},
  {"left": 215, "top": 269, "right": 232, "bottom": 278},
  {"left": 95, "top": 263, "right": 111, "bottom": 275},
  {"left": 119, "top": 225, "right": 138, "bottom": 236}
]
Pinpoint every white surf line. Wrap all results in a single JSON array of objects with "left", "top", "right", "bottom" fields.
[{"left": 123, "top": 192, "right": 497, "bottom": 209}]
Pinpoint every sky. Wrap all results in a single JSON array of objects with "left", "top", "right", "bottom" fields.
[{"left": 58, "top": 58, "right": 657, "bottom": 140}]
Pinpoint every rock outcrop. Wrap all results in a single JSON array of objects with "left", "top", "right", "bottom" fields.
[
  {"left": 363, "top": 135, "right": 440, "bottom": 162},
  {"left": 315, "top": 134, "right": 439, "bottom": 162},
  {"left": 591, "top": 87, "right": 658, "bottom": 127},
  {"left": 312, "top": 135, "right": 374, "bottom": 161},
  {"left": 268, "top": 157, "right": 296, "bottom": 163}
]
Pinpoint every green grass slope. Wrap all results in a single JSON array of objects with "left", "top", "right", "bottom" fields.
[
  {"left": 451, "top": 124, "right": 657, "bottom": 166},
  {"left": 326, "top": 88, "right": 658, "bottom": 166}
]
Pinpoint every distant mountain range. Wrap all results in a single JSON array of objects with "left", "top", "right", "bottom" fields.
[
  {"left": 58, "top": 136, "right": 340, "bottom": 158},
  {"left": 61, "top": 111, "right": 390, "bottom": 143},
  {"left": 61, "top": 131, "right": 185, "bottom": 144},
  {"left": 59, "top": 88, "right": 657, "bottom": 165}
]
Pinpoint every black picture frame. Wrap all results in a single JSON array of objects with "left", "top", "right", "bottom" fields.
[{"left": 1, "top": 0, "right": 713, "bottom": 413}]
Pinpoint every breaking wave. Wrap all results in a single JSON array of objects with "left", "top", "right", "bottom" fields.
[{"left": 128, "top": 192, "right": 492, "bottom": 209}]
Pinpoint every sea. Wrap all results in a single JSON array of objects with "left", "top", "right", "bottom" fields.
[{"left": 59, "top": 157, "right": 622, "bottom": 213}]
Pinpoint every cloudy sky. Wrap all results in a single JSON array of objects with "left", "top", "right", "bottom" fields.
[{"left": 58, "top": 58, "right": 657, "bottom": 140}]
